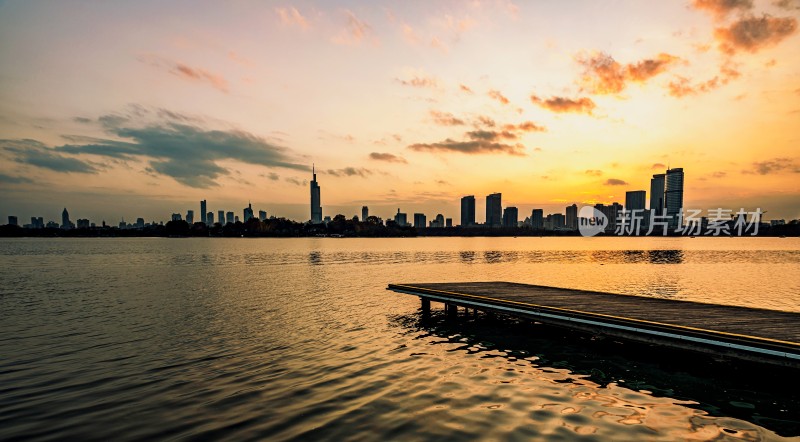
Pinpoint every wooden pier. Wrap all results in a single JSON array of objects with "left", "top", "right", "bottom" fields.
[{"left": 387, "top": 282, "right": 800, "bottom": 368}]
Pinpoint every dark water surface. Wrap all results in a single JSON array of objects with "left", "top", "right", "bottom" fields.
[{"left": 1, "top": 237, "right": 799, "bottom": 441}]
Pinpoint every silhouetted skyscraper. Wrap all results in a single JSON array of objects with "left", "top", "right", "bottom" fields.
[
  {"left": 244, "top": 203, "right": 254, "bottom": 222},
  {"left": 460, "top": 195, "right": 475, "bottom": 227},
  {"left": 531, "top": 209, "right": 544, "bottom": 229},
  {"left": 200, "top": 200, "right": 207, "bottom": 224},
  {"left": 502, "top": 207, "right": 518, "bottom": 227},
  {"left": 186, "top": 210, "right": 194, "bottom": 224},
  {"left": 218, "top": 210, "right": 225, "bottom": 225},
  {"left": 566, "top": 204, "right": 578, "bottom": 230},
  {"left": 310, "top": 165, "right": 322, "bottom": 223},
  {"left": 413, "top": 213, "right": 426, "bottom": 228},
  {"left": 207, "top": 212, "right": 214, "bottom": 225},
  {"left": 626, "top": 190, "right": 646, "bottom": 211},
  {"left": 61, "top": 208, "right": 72, "bottom": 229},
  {"left": 259, "top": 210, "right": 267, "bottom": 221},
  {"left": 362, "top": 206, "right": 368, "bottom": 222},
  {"left": 394, "top": 209, "right": 407, "bottom": 226},
  {"left": 486, "top": 193, "right": 502, "bottom": 227},
  {"left": 8, "top": 216, "right": 18, "bottom": 226},
  {"left": 226, "top": 211, "right": 234, "bottom": 224},
  {"left": 665, "top": 167, "right": 684, "bottom": 228},
  {"left": 650, "top": 173, "right": 665, "bottom": 215}
]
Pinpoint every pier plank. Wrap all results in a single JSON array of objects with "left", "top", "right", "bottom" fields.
[{"left": 388, "top": 282, "right": 800, "bottom": 366}]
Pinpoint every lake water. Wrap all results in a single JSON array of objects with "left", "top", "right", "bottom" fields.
[{"left": 1, "top": 237, "right": 799, "bottom": 441}]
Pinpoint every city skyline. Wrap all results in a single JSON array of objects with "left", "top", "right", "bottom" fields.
[{"left": 1, "top": 1, "right": 799, "bottom": 223}]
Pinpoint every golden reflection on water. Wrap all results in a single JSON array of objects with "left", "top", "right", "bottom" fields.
[{"left": 0, "top": 237, "right": 798, "bottom": 440}]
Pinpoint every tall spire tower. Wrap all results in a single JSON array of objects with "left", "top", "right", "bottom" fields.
[{"left": 310, "top": 164, "right": 322, "bottom": 223}]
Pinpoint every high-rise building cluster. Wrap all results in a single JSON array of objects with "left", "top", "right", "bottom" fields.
[{"left": 3, "top": 166, "right": 692, "bottom": 232}]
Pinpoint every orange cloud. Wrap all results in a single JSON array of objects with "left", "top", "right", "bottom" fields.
[
  {"left": 488, "top": 89, "right": 510, "bottom": 104},
  {"left": 275, "top": 7, "right": 309, "bottom": 29},
  {"left": 530, "top": 94, "right": 596, "bottom": 114},
  {"left": 501, "top": 121, "right": 546, "bottom": 132},
  {"left": 577, "top": 52, "right": 680, "bottom": 94},
  {"left": 714, "top": 14, "right": 797, "bottom": 54},
  {"left": 408, "top": 139, "right": 525, "bottom": 156},
  {"left": 668, "top": 61, "right": 740, "bottom": 97},
  {"left": 397, "top": 75, "right": 438, "bottom": 88},
  {"left": 429, "top": 110, "right": 465, "bottom": 126},
  {"left": 691, "top": 0, "right": 753, "bottom": 19},
  {"left": 333, "top": 10, "right": 375, "bottom": 45},
  {"left": 369, "top": 152, "right": 408, "bottom": 164},
  {"left": 459, "top": 84, "right": 473, "bottom": 94},
  {"left": 139, "top": 54, "right": 229, "bottom": 93}
]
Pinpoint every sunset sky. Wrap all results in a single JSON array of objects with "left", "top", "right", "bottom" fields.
[{"left": 1, "top": 0, "right": 799, "bottom": 224}]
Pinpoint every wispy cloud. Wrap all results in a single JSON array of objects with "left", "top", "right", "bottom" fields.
[
  {"left": 691, "top": 0, "right": 753, "bottom": 19},
  {"left": 604, "top": 178, "right": 628, "bottom": 185},
  {"left": 773, "top": 0, "right": 800, "bottom": 10},
  {"left": 369, "top": 152, "right": 407, "bottom": 163},
  {"left": 332, "top": 10, "right": 376, "bottom": 45},
  {"left": 397, "top": 74, "right": 439, "bottom": 89},
  {"left": 576, "top": 51, "right": 680, "bottom": 95},
  {"left": 138, "top": 54, "right": 229, "bottom": 93},
  {"left": 2, "top": 139, "right": 98, "bottom": 174},
  {"left": 459, "top": 84, "right": 474, "bottom": 94},
  {"left": 714, "top": 14, "right": 797, "bottom": 54},
  {"left": 743, "top": 158, "right": 800, "bottom": 174},
  {"left": 585, "top": 169, "right": 603, "bottom": 176},
  {"left": 408, "top": 139, "right": 525, "bottom": 156},
  {"left": 326, "top": 167, "right": 373, "bottom": 177},
  {"left": 276, "top": 7, "right": 310, "bottom": 29},
  {"left": 530, "top": 94, "right": 596, "bottom": 114},
  {"left": 429, "top": 110, "right": 465, "bottom": 126},
  {"left": 488, "top": 89, "right": 510, "bottom": 105},
  {"left": 0, "top": 172, "right": 35, "bottom": 184},
  {"left": 22, "top": 107, "right": 309, "bottom": 188}
]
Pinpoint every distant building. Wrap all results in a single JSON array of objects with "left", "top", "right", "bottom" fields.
[
  {"left": 136, "top": 218, "right": 145, "bottom": 229},
  {"left": 544, "top": 213, "right": 566, "bottom": 230},
  {"left": 226, "top": 211, "right": 234, "bottom": 225},
  {"left": 460, "top": 195, "right": 476, "bottom": 227},
  {"left": 413, "top": 213, "right": 427, "bottom": 228},
  {"left": 650, "top": 173, "right": 665, "bottom": 216},
  {"left": 445, "top": 218, "right": 452, "bottom": 228},
  {"left": 323, "top": 215, "right": 331, "bottom": 224},
  {"left": 310, "top": 165, "right": 322, "bottom": 223},
  {"left": 485, "top": 193, "right": 502, "bottom": 227},
  {"left": 77, "top": 218, "right": 90, "bottom": 229},
  {"left": 258, "top": 210, "right": 267, "bottom": 221},
  {"left": 394, "top": 209, "right": 408, "bottom": 227},
  {"left": 30, "top": 217, "right": 44, "bottom": 229},
  {"left": 206, "top": 212, "right": 214, "bottom": 225},
  {"left": 244, "top": 203, "right": 254, "bottom": 222},
  {"left": 61, "top": 208, "right": 73, "bottom": 229},
  {"left": 200, "top": 200, "right": 207, "bottom": 224},
  {"left": 234, "top": 215, "right": 240, "bottom": 223},
  {"left": 531, "top": 209, "right": 544, "bottom": 229},
  {"left": 46, "top": 221, "right": 59, "bottom": 229},
  {"left": 566, "top": 204, "right": 578, "bottom": 230},
  {"left": 186, "top": 210, "right": 194, "bottom": 224},
  {"left": 502, "top": 207, "right": 518, "bottom": 228},
  {"left": 171, "top": 213, "right": 182, "bottom": 221},
  {"left": 626, "top": 190, "right": 646, "bottom": 211},
  {"left": 434, "top": 214, "right": 445, "bottom": 228},
  {"left": 8, "top": 216, "right": 18, "bottom": 226},
  {"left": 218, "top": 210, "right": 225, "bottom": 225},
  {"left": 665, "top": 168, "right": 684, "bottom": 229},
  {"left": 594, "top": 203, "right": 623, "bottom": 232},
  {"left": 362, "top": 206, "right": 369, "bottom": 222}
]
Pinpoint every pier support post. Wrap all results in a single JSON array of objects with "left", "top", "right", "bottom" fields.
[
  {"left": 420, "top": 297, "right": 430, "bottom": 313},
  {"left": 446, "top": 303, "right": 458, "bottom": 320}
]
